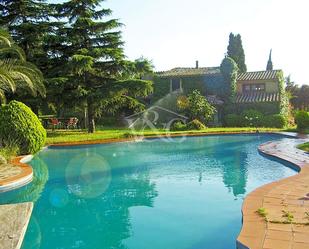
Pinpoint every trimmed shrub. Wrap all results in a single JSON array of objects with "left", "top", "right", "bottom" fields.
[
  {"left": 0, "top": 101, "right": 46, "bottom": 154},
  {"left": 186, "top": 119, "right": 206, "bottom": 130},
  {"left": 170, "top": 120, "right": 187, "bottom": 131},
  {"left": 261, "top": 114, "right": 287, "bottom": 128},
  {"left": 295, "top": 111, "right": 309, "bottom": 130},
  {"left": 241, "top": 109, "right": 263, "bottom": 127},
  {"left": 225, "top": 114, "right": 242, "bottom": 127}
]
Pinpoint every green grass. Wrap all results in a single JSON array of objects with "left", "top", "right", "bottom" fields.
[
  {"left": 285, "top": 127, "right": 309, "bottom": 134},
  {"left": 46, "top": 127, "right": 282, "bottom": 145},
  {"left": 257, "top": 207, "right": 268, "bottom": 218},
  {"left": 298, "top": 142, "right": 309, "bottom": 152}
]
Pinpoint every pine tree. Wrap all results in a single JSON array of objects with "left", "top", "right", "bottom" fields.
[
  {"left": 266, "top": 49, "right": 273, "bottom": 71},
  {"left": 227, "top": 33, "right": 247, "bottom": 73},
  {"left": 56, "top": 0, "right": 152, "bottom": 133},
  {"left": 0, "top": 0, "right": 52, "bottom": 64}
]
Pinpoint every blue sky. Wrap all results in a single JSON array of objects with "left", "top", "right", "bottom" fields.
[{"left": 53, "top": 0, "right": 309, "bottom": 85}]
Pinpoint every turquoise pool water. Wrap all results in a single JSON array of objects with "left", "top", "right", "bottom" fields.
[{"left": 0, "top": 134, "right": 297, "bottom": 249}]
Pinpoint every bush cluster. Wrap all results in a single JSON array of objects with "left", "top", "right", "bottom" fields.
[
  {"left": 295, "top": 111, "right": 309, "bottom": 130},
  {"left": 0, "top": 101, "right": 46, "bottom": 154},
  {"left": 171, "top": 119, "right": 206, "bottom": 131},
  {"left": 225, "top": 109, "right": 287, "bottom": 128},
  {"left": 187, "top": 119, "right": 206, "bottom": 130}
]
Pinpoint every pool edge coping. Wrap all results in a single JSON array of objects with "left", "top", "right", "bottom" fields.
[
  {"left": 0, "top": 156, "right": 33, "bottom": 193},
  {"left": 46, "top": 131, "right": 297, "bottom": 147}
]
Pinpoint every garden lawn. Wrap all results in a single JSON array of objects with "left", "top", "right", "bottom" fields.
[
  {"left": 46, "top": 127, "right": 282, "bottom": 145},
  {"left": 298, "top": 142, "right": 309, "bottom": 152}
]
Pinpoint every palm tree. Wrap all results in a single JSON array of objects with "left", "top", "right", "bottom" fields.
[{"left": 0, "top": 29, "right": 45, "bottom": 103}]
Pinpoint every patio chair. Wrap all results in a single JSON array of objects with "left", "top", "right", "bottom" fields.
[
  {"left": 66, "top": 117, "right": 78, "bottom": 129},
  {"left": 50, "top": 118, "right": 61, "bottom": 130}
]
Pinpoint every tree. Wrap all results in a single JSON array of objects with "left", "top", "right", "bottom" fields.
[
  {"left": 220, "top": 56, "right": 238, "bottom": 102},
  {"left": 227, "top": 33, "right": 247, "bottom": 73},
  {"left": 0, "top": 0, "right": 65, "bottom": 112},
  {"left": 0, "top": 29, "right": 45, "bottom": 103},
  {"left": 0, "top": 0, "right": 51, "bottom": 64},
  {"left": 178, "top": 90, "right": 216, "bottom": 124},
  {"left": 285, "top": 76, "right": 309, "bottom": 111},
  {"left": 266, "top": 49, "right": 273, "bottom": 71},
  {"left": 55, "top": 0, "right": 153, "bottom": 133}
]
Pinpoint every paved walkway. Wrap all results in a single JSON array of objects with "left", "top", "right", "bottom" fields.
[
  {"left": 0, "top": 202, "right": 33, "bottom": 249},
  {"left": 237, "top": 135, "right": 309, "bottom": 249}
]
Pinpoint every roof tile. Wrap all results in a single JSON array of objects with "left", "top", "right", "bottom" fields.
[
  {"left": 235, "top": 92, "right": 280, "bottom": 103},
  {"left": 237, "top": 70, "right": 281, "bottom": 81}
]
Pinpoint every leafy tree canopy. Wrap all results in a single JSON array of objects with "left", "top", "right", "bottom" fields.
[{"left": 0, "top": 28, "right": 45, "bottom": 103}]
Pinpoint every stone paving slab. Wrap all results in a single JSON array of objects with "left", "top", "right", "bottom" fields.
[
  {"left": 237, "top": 135, "right": 309, "bottom": 249},
  {"left": 0, "top": 202, "right": 33, "bottom": 249}
]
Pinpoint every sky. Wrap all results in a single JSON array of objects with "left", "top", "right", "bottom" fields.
[{"left": 55, "top": 0, "right": 309, "bottom": 85}]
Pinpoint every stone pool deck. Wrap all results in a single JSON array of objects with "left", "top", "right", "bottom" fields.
[
  {"left": 237, "top": 135, "right": 309, "bottom": 249},
  {"left": 0, "top": 202, "right": 33, "bottom": 249}
]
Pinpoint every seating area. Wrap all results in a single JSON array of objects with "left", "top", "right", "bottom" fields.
[{"left": 41, "top": 117, "right": 79, "bottom": 130}]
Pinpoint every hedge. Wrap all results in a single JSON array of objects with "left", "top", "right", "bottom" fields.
[
  {"left": 295, "top": 111, "right": 309, "bottom": 130},
  {"left": 225, "top": 110, "right": 287, "bottom": 128},
  {"left": 0, "top": 101, "right": 46, "bottom": 154}
]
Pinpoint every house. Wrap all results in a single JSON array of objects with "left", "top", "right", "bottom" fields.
[{"left": 152, "top": 60, "right": 287, "bottom": 123}]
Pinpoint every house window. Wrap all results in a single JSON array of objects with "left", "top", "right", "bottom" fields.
[
  {"left": 243, "top": 83, "right": 265, "bottom": 92},
  {"left": 171, "top": 78, "right": 181, "bottom": 91}
]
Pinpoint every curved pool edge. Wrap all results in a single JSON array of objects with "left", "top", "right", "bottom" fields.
[
  {"left": 0, "top": 156, "right": 33, "bottom": 193},
  {"left": 237, "top": 135, "right": 309, "bottom": 249},
  {"left": 47, "top": 131, "right": 296, "bottom": 148}
]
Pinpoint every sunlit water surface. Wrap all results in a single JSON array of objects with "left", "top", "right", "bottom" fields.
[{"left": 0, "top": 134, "right": 297, "bottom": 249}]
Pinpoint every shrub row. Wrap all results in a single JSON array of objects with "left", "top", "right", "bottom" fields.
[{"left": 225, "top": 110, "right": 287, "bottom": 128}]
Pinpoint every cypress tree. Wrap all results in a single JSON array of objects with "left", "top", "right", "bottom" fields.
[
  {"left": 266, "top": 49, "right": 273, "bottom": 71},
  {"left": 220, "top": 56, "right": 238, "bottom": 103},
  {"left": 227, "top": 33, "right": 247, "bottom": 73}
]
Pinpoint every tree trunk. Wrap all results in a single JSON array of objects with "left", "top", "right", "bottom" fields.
[{"left": 87, "top": 99, "right": 95, "bottom": 133}]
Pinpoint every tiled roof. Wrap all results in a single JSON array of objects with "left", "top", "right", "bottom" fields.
[
  {"left": 206, "top": 95, "right": 224, "bottom": 105},
  {"left": 235, "top": 92, "right": 280, "bottom": 103},
  {"left": 156, "top": 67, "right": 220, "bottom": 77},
  {"left": 237, "top": 70, "right": 281, "bottom": 81}
]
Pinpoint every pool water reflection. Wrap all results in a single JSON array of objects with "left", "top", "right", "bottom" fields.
[{"left": 0, "top": 134, "right": 297, "bottom": 249}]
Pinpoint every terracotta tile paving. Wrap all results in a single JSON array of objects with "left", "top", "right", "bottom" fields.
[{"left": 237, "top": 134, "right": 309, "bottom": 249}]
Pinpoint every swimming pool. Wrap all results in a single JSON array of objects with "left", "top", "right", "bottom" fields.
[{"left": 0, "top": 134, "right": 297, "bottom": 249}]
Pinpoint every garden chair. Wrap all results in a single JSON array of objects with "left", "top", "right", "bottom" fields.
[
  {"left": 66, "top": 117, "right": 78, "bottom": 129},
  {"left": 50, "top": 118, "right": 61, "bottom": 130}
]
